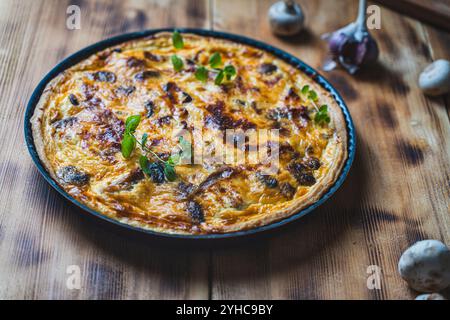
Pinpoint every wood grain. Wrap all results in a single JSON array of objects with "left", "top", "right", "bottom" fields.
[
  {"left": 0, "top": 0, "right": 211, "bottom": 300},
  {"left": 375, "top": 0, "right": 450, "bottom": 31},
  {"left": 0, "top": 0, "right": 448, "bottom": 299},
  {"left": 211, "top": 0, "right": 450, "bottom": 300}
]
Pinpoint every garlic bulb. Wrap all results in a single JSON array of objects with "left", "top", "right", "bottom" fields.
[{"left": 322, "top": 0, "right": 378, "bottom": 74}]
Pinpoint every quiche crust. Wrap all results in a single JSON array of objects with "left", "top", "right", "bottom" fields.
[{"left": 31, "top": 32, "right": 348, "bottom": 235}]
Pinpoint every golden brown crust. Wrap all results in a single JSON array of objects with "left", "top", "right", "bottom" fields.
[{"left": 31, "top": 32, "right": 348, "bottom": 234}]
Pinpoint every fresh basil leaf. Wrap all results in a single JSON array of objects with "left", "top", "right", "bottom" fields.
[
  {"left": 214, "top": 70, "right": 225, "bottom": 85},
  {"left": 314, "top": 104, "right": 330, "bottom": 125},
  {"left": 141, "top": 133, "right": 148, "bottom": 148},
  {"left": 223, "top": 65, "right": 236, "bottom": 80},
  {"left": 139, "top": 155, "right": 150, "bottom": 174},
  {"left": 301, "top": 85, "right": 310, "bottom": 95},
  {"left": 171, "top": 55, "right": 183, "bottom": 72},
  {"left": 121, "top": 132, "right": 136, "bottom": 158},
  {"left": 314, "top": 113, "right": 321, "bottom": 124},
  {"left": 164, "top": 163, "right": 177, "bottom": 181},
  {"left": 167, "top": 154, "right": 180, "bottom": 166},
  {"left": 209, "top": 52, "right": 222, "bottom": 68},
  {"left": 319, "top": 105, "right": 328, "bottom": 112},
  {"left": 125, "top": 115, "right": 141, "bottom": 133},
  {"left": 308, "top": 90, "right": 318, "bottom": 101},
  {"left": 195, "top": 66, "right": 208, "bottom": 82},
  {"left": 172, "top": 30, "right": 184, "bottom": 49}
]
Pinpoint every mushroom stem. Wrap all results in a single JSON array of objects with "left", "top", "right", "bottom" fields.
[
  {"left": 285, "top": 0, "right": 295, "bottom": 8},
  {"left": 284, "top": 0, "right": 297, "bottom": 14}
]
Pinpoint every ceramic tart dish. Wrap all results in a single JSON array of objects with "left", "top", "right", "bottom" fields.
[{"left": 25, "top": 29, "right": 356, "bottom": 239}]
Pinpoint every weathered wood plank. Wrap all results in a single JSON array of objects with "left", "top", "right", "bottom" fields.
[
  {"left": 212, "top": 0, "right": 450, "bottom": 299},
  {"left": 0, "top": 0, "right": 210, "bottom": 300},
  {"left": 0, "top": 0, "right": 448, "bottom": 300},
  {"left": 374, "top": 0, "right": 450, "bottom": 31}
]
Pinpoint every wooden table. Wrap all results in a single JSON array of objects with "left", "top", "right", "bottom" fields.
[{"left": 0, "top": 0, "right": 448, "bottom": 300}]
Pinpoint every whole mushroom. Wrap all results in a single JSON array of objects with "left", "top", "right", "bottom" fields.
[
  {"left": 418, "top": 59, "right": 450, "bottom": 96},
  {"left": 415, "top": 293, "right": 446, "bottom": 300},
  {"left": 268, "top": 0, "right": 304, "bottom": 36},
  {"left": 398, "top": 240, "right": 450, "bottom": 293}
]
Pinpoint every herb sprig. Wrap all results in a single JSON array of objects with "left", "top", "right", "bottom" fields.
[
  {"left": 121, "top": 115, "right": 141, "bottom": 158},
  {"left": 195, "top": 52, "right": 237, "bottom": 85},
  {"left": 170, "top": 32, "right": 237, "bottom": 85},
  {"left": 120, "top": 115, "right": 191, "bottom": 182},
  {"left": 314, "top": 105, "right": 330, "bottom": 125},
  {"left": 194, "top": 66, "right": 208, "bottom": 82},
  {"left": 301, "top": 85, "right": 330, "bottom": 126},
  {"left": 208, "top": 52, "right": 222, "bottom": 68},
  {"left": 214, "top": 64, "right": 237, "bottom": 85}
]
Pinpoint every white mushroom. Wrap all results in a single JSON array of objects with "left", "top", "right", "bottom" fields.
[
  {"left": 398, "top": 240, "right": 450, "bottom": 292},
  {"left": 418, "top": 59, "right": 450, "bottom": 96},
  {"left": 415, "top": 293, "right": 446, "bottom": 300},
  {"left": 268, "top": 1, "right": 304, "bottom": 36}
]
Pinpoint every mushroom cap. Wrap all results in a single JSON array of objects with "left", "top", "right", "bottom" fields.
[
  {"left": 268, "top": 1, "right": 304, "bottom": 36},
  {"left": 418, "top": 59, "right": 450, "bottom": 96},
  {"left": 415, "top": 293, "right": 446, "bottom": 300},
  {"left": 398, "top": 240, "right": 450, "bottom": 292}
]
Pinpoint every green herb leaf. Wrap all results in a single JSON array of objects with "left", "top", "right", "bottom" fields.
[
  {"left": 171, "top": 55, "right": 183, "bottom": 72},
  {"left": 314, "top": 105, "right": 330, "bottom": 125},
  {"left": 301, "top": 85, "right": 310, "bottom": 95},
  {"left": 139, "top": 155, "right": 150, "bottom": 175},
  {"left": 223, "top": 65, "right": 236, "bottom": 80},
  {"left": 164, "top": 163, "right": 177, "bottom": 181},
  {"left": 195, "top": 66, "right": 208, "bottom": 82},
  {"left": 209, "top": 52, "right": 222, "bottom": 68},
  {"left": 172, "top": 30, "right": 184, "bottom": 49},
  {"left": 141, "top": 133, "right": 148, "bottom": 148},
  {"left": 214, "top": 70, "right": 225, "bottom": 85},
  {"left": 308, "top": 90, "right": 318, "bottom": 102},
  {"left": 125, "top": 115, "right": 141, "bottom": 133},
  {"left": 167, "top": 154, "right": 180, "bottom": 166},
  {"left": 121, "top": 132, "right": 136, "bottom": 158}
]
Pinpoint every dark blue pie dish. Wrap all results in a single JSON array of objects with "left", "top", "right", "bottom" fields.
[{"left": 24, "top": 28, "right": 356, "bottom": 241}]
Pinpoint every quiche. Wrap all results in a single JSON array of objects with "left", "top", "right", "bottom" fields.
[{"left": 31, "top": 32, "right": 348, "bottom": 235}]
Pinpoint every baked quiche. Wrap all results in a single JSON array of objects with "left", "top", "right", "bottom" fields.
[{"left": 31, "top": 32, "right": 348, "bottom": 234}]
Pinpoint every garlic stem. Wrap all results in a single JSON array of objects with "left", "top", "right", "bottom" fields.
[{"left": 356, "top": 0, "right": 367, "bottom": 30}]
